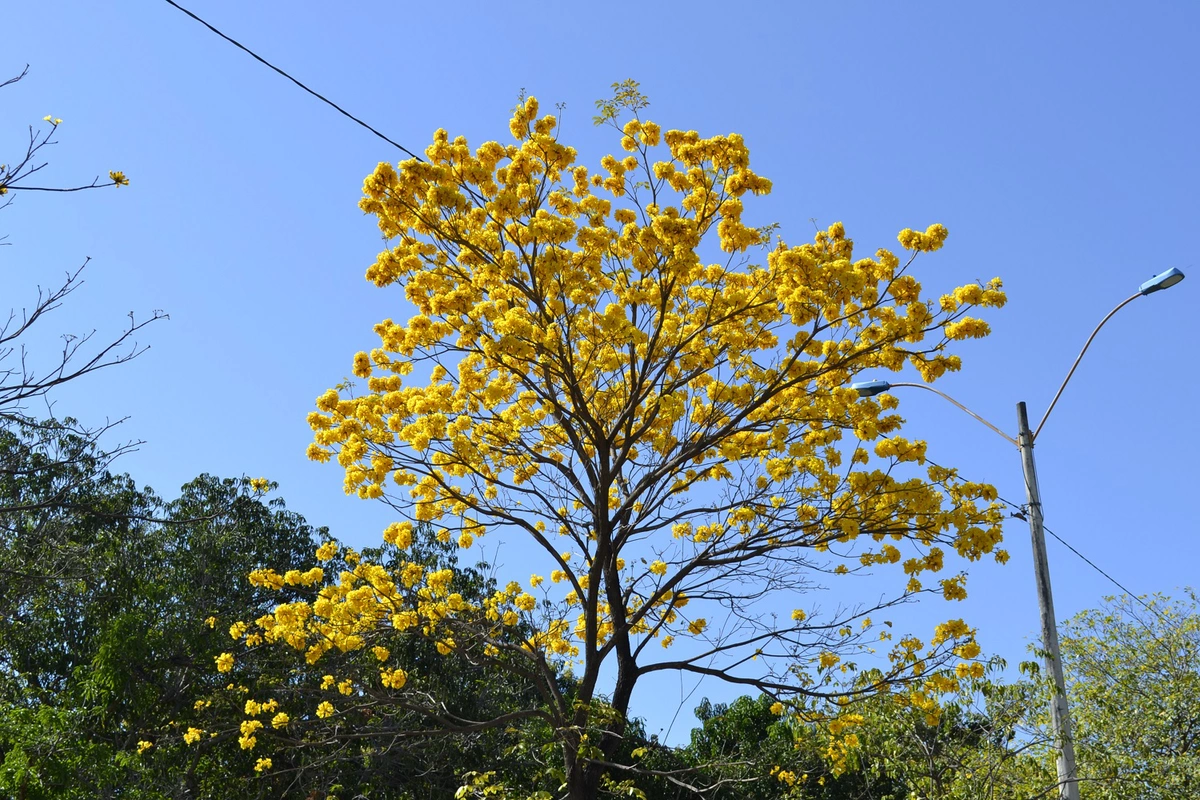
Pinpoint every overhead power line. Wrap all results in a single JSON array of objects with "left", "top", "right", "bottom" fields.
[
  {"left": 161, "top": 0, "right": 422, "bottom": 160},
  {"left": 995, "top": 494, "right": 1171, "bottom": 626},
  {"left": 924, "top": 456, "right": 1164, "bottom": 624},
  {"left": 1041, "top": 523, "right": 1141, "bottom": 609}
]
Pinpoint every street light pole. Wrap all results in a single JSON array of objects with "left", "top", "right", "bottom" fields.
[
  {"left": 1016, "top": 401, "right": 1079, "bottom": 800},
  {"left": 849, "top": 266, "right": 1185, "bottom": 800}
]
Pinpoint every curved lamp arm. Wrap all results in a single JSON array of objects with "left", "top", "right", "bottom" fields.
[
  {"left": 1034, "top": 266, "right": 1185, "bottom": 440},
  {"left": 888, "top": 382, "right": 1018, "bottom": 447},
  {"left": 1032, "top": 293, "right": 1139, "bottom": 441},
  {"left": 850, "top": 380, "right": 1017, "bottom": 446},
  {"left": 850, "top": 266, "right": 1185, "bottom": 447}
]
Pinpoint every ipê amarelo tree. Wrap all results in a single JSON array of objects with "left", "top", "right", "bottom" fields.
[{"left": 228, "top": 82, "right": 1009, "bottom": 798}]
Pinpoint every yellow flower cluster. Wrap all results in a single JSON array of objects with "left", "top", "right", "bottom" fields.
[
  {"left": 239, "top": 719, "right": 262, "bottom": 750},
  {"left": 248, "top": 566, "right": 325, "bottom": 589},
  {"left": 244, "top": 698, "right": 279, "bottom": 716},
  {"left": 380, "top": 667, "right": 408, "bottom": 689}
]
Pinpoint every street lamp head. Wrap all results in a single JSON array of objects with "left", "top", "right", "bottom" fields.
[
  {"left": 1139, "top": 267, "right": 1185, "bottom": 295},
  {"left": 849, "top": 379, "right": 892, "bottom": 398}
]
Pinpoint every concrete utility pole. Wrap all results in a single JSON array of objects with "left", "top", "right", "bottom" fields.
[{"left": 1016, "top": 401, "right": 1079, "bottom": 800}]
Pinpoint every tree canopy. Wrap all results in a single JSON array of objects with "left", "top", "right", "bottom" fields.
[
  {"left": 225, "top": 82, "right": 1010, "bottom": 798},
  {"left": 1058, "top": 591, "right": 1200, "bottom": 798}
]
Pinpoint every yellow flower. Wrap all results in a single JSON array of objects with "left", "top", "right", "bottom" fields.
[
  {"left": 383, "top": 521, "right": 413, "bottom": 548},
  {"left": 380, "top": 667, "right": 408, "bottom": 689},
  {"left": 941, "top": 577, "right": 968, "bottom": 601},
  {"left": 136, "top": 740, "right": 153, "bottom": 754},
  {"left": 372, "top": 645, "right": 390, "bottom": 661},
  {"left": 254, "top": 757, "right": 273, "bottom": 772},
  {"left": 956, "top": 662, "right": 985, "bottom": 679},
  {"left": 215, "top": 652, "right": 234, "bottom": 673},
  {"left": 649, "top": 560, "right": 667, "bottom": 576},
  {"left": 271, "top": 712, "right": 290, "bottom": 729},
  {"left": 954, "top": 640, "right": 981, "bottom": 659},
  {"left": 249, "top": 477, "right": 269, "bottom": 492},
  {"left": 352, "top": 351, "right": 371, "bottom": 378},
  {"left": 108, "top": 170, "right": 129, "bottom": 187},
  {"left": 183, "top": 727, "right": 202, "bottom": 745},
  {"left": 204, "top": 616, "right": 217, "bottom": 628},
  {"left": 316, "top": 701, "right": 335, "bottom": 719}
]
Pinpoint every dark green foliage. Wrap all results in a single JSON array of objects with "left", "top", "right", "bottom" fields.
[
  {"left": 0, "top": 420, "right": 321, "bottom": 797},
  {"left": 0, "top": 419, "right": 550, "bottom": 798}
]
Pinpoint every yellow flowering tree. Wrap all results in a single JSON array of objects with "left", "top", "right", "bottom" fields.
[{"left": 239, "top": 82, "right": 1009, "bottom": 798}]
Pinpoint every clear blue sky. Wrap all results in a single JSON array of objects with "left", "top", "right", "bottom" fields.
[{"left": 5, "top": 1, "right": 1197, "bottom": 742}]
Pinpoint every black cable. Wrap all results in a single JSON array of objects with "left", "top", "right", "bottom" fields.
[
  {"left": 926, "top": 453, "right": 1173, "bottom": 629},
  {"left": 161, "top": 0, "right": 423, "bottom": 161},
  {"left": 995, "top": 493, "right": 1170, "bottom": 625},
  {"left": 1041, "top": 525, "right": 1142, "bottom": 611}
]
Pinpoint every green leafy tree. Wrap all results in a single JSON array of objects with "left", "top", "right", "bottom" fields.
[
  {"left": 788, "top": 592, "right": 1200, "bottom": 799},
  {"left": 0, "top": 426, "right": 554, "bottom": 798},
  {"left": 0, "top": 450, "right": 322, "bottom": 798},
  {"left": 1058, "top": 591, "right": 1200, "bottom": 799},
  {"left": 675, "top": 676, "right": 1053, "bottom": 800},
  {"left": 681, "top": 695, "right": 816, "bottom": 800}
]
